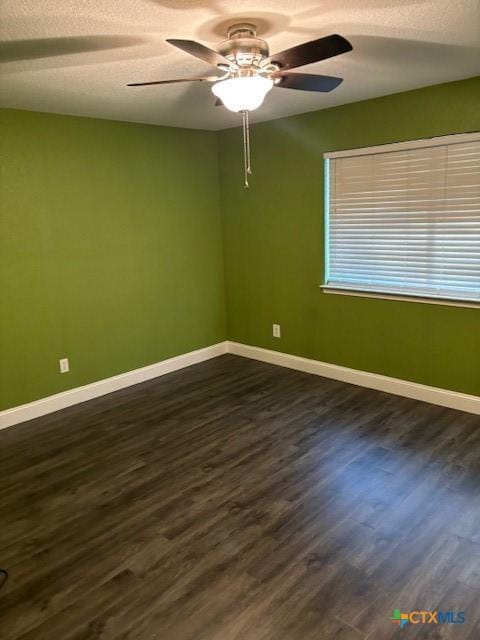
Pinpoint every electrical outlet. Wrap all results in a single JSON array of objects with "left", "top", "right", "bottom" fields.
[
  {"left": 272, "top": 324, "right": 281, "bottom": 338},
  {"left": 59, "top": 358, "right": 70, "bottom": 374}
]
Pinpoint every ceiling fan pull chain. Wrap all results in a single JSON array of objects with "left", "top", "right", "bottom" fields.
[
  {"left": 245, "top": 110, "right": 252, "bottom": 176},
  {"left": 242, "top": 110, "right": 252, "bottom": 188},
  {"left": 242, "top": 110, "right": 249, "bottom": 188}
]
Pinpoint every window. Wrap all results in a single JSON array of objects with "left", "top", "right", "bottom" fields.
[{"left": 324, "top": 133, "right": 480, "bottom": 305}]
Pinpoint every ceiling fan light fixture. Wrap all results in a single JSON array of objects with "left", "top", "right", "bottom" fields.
[
  {"left": 130, "top": 28, "right": 352, "bottom": 186},
  {"left": 211, "top": 75, "right": 273, "bottom": 112}
]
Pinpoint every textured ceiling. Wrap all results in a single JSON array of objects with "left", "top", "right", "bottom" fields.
[{"left": 1, "top": 0, "right": 479, "bottom": 130}]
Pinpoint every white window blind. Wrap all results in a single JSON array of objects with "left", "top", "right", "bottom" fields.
[{"left": 325, "top": 133, "right": 480, "bottom": 303}]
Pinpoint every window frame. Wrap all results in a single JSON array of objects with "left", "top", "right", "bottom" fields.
[{"left": 322, "top": 132, "right": 480, "bottom": 309}]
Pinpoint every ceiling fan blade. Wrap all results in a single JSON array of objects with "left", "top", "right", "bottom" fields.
[
  {"left": 267, "top": 34, "right": 352, "bottom": 71},
  {"left": 272, "top": 72, "right": 343, "bottom": 92},
  {"left": 127, "top": 76, "right": 217, "bottom": 87},
  {"left": 166, "top": 39, "right": 232, "bottom": 67}
]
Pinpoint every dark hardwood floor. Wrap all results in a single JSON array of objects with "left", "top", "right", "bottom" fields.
[{"left": 1, "top": 354, "right": 479, "bottom": 640}]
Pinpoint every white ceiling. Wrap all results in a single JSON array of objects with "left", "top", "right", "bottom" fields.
[{"left": 1, "top": 0, "right": 479, "bottom": 130}]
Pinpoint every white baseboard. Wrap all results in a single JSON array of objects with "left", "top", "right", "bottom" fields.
[
  {"left": 1, "top": 339, "right": 478, "bottom": 430},
  {"left": 0, "top": 342, "right": 228, "bottom": 430},
  {"left": 227, "top": 341, "right": 480, "bottom": 415}
]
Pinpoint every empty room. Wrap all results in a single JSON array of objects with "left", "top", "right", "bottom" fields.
[{"left": 1, "top": 1, "right": 479, "bottom": 638}]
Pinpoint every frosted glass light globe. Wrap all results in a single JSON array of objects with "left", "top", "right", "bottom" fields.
[{"left": 212, "top": 76, "right": 274, "bottom": 112}]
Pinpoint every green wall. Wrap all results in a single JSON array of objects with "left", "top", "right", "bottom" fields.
[
  {"left": 0, "top": 109, "right": 226, "bottom": 410},
  {"left": 218, "top": 77, "right": 480, "bottom": 396},
  {"left": 1, "top": 78, "right": 479, "bottom": 412}
]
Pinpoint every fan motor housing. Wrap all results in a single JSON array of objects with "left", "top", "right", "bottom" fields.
[{"left": 218, "top": 23, "right": 269, "bottom": 67}]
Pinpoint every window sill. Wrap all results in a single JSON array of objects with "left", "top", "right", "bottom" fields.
[{"left": 320, "top": 285, "right": 480, "bottom": 309}]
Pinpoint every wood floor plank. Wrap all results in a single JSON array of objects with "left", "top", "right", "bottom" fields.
[{"left": 0, "top": 354, "right": 479, "bottom": 639}]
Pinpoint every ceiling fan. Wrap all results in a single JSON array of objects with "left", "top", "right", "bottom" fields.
[{"left": 128, "top": 24, "right": 353, "bottom": 186}]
